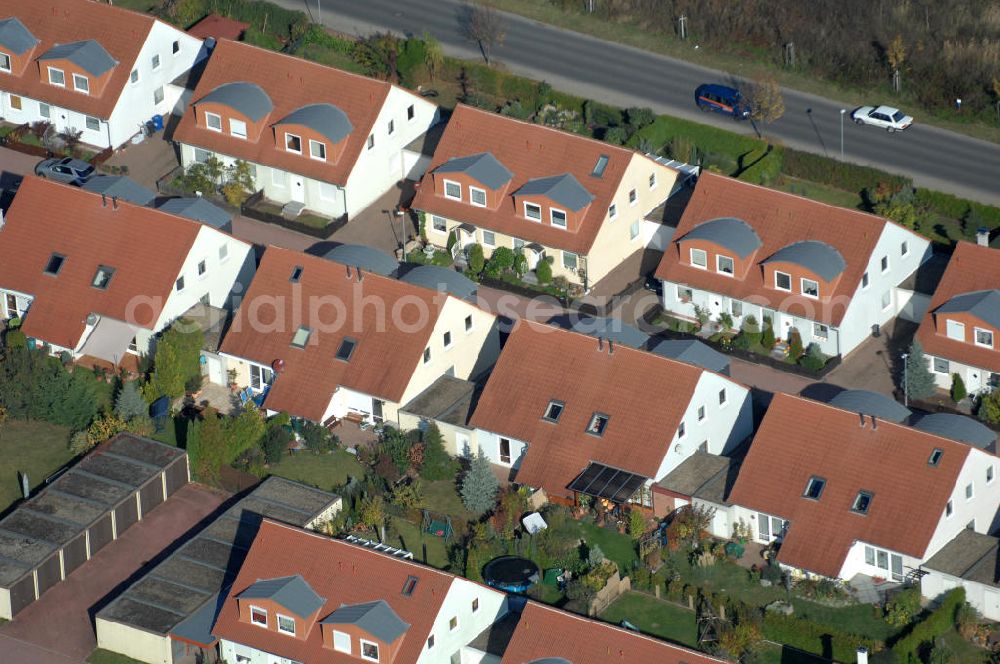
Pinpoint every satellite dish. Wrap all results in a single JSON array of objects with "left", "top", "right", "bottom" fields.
[{"left": 85, "top": 313, "right": 99, "bottom": 326}]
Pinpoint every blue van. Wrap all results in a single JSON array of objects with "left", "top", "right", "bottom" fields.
[{"left": 695, "top": 84, "right": 750, "bottom": 120}]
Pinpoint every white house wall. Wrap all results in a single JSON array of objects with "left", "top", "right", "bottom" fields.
[
  {"left": 925, "top": 354, "right": 997, "bottom": 393},
  {"left": 415, "top": 579, "right": 507, "bottom": 664},
  {"left": 921, "top": 572, "right": 1000, "bottom": 621},
  {"left": 475, "top": 429, "right": 528, "bottom": 469},
  {"left": 397, "top": 410, "right": 477, "bottom": 457},
  {"left": 924, "top": 448, "right": 1000, "bottom": 555},
  {"left": 1, "top": 92, "right": 113, "bottom": 148},
  {"left": 838, "top": 540, "right": 922, "bottom": 583}
]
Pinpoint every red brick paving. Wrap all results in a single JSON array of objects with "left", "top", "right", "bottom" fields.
[{"left": 0, "top": 483, "right": 228, "bottom": 664}]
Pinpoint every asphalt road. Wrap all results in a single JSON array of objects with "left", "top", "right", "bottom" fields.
[{"left": 282, "top": 0, "right": 1000, "bottom": 205}]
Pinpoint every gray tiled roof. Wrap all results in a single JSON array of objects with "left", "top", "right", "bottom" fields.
[
  {"left": 936, "top": 289, "right": 1000, "bottom": 331},
  {"left": 199, "top": 82, "right": 273, "bottom": 122},
  {"left": 323, "top": 243, "right": 399, "bottom": 277},
  {"left": 39, "top": 40, "right": 117, "bottom": 77},
  {"left": 82, "top": 176, "right": 156, "bottom": 206},
  {"left": 763, "top": 240, "right": 846, "bottom": 281},
  {"left": 828, "top": 389, "right": 911, "bottom": 423},
  {"left": 547, "top": 314, "right": 649, "bottom": 349},
  {"left": 237, "top": 574, "right": 325, "bottom": 618},
  {"left": 651, "top": 339, "right": 730, "bottom": 375},
  {"left": 0, "top": 18, "right": 38, "bottom": 55},
  {"left": 913, "top": 413, "right": 997, "bottom": 449},
  {"left": 679, "top": 217, "right": 762, "bottom": 258},
  {"left": 157, "top": 197, "right": 232, "bottom": 229},
  {"left": 321, "top": 599, "right": 410, "bottom": 644},
  {"left": 279, "top": 103, "right": 353, "bottom": 145},
  {"left": 400, "top": 265, "right": 477, "bottom": 302},
  {"left": 516, "top": 173, "right": 594, "bottom": 212},
  {"left": 924, "top": 529, "right": 1000, "bottom": 585},
  {"left": 435, "top": 152, "right": 513, "bottom": 190}
]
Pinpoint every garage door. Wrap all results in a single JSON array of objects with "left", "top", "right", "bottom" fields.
[
  {"left": 61, "top": 533, "right": 88, "bottom": 577},
  {"left": 114, "top": 495, "right": 139, "bottom": 537},
  {"left": 164, "top": 458, "right": 188, "bottom": 497},
  {"left": 35, "top": 553, "right": 62, "bottom": 597},
  {"left": 8, "top": 573, "right": 35, "bottom": 617},
  {"left": 88, "top": 513, "right": 113, "bottom": 556},
  {"left": 139, "top": 476, "right": 164, "bottom": 516}
]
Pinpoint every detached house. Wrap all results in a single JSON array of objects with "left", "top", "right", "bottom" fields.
[
  {"left": 915, "top": 241, "right": 1000, "bottom": 393},
  {"left": 412, "top": 104, "right": 682, "bottom": 290},
  {"left": 174, "top": 39, "right": 439, "bottom": 221},
  {"left": 726, "top": 393, "right": 1000, "bottom": 583},
  {"left": 213, "top": 519, "right": 509, "bottom": 664},
  {"left": 0, "top": 176, "right": 254, "bottom": 370},
  {"left": 0, "top": 0, "right": 205, "bottom": 148},
  {"left": 469, "top": 320, "right": 752, "bottom": 508},
  {"left": 218, "top": 247, "right": 500, "bottom": 425},
  {"left": 655, "top": 172, "right": 931, "bottom": 357}
]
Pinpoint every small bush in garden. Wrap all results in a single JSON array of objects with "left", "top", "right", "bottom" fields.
[
  {"left": 761, "top": 316, "right": 776, "bottom": 349},
  {"left": 788, "top": 329, "right": 804, "bottom": 359},
  {"left": 467, "top": 243, "right": 485, "bottom": 275},
  {"left": 628, "top": 509, "right": 646, "bottom": 539},
  {"left": 884, "top": 586, "right": 921, "bottom": 627},
  {"left": 535, "top": 259, "right": 552, "bottom": 284},
  {"left": 261, "top": 425, "right": 293, "bottom": 464},
  {"left": 799, "top": 343, "right": 826, "bottom": 372},
  {"left": 512, "top": 252, "right": 528, "bottom": 277},
  {"left": 950, "top": 373, "right": 967, "bottom": 402},
  {"left": 489, "top": 246, "right": 515, "bottom": 272}
]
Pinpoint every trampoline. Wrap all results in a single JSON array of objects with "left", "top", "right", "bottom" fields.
[{"left": 483, "top": 556, "right": 540, "bottom": 593}]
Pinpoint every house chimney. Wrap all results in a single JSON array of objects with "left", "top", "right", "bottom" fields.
[
  {"left": 0, "top": 208, "right": 5, "bottom": 231},
  {"left": 345, "top": 265, "right": 353, "bottom": 279},
  {"left": 111, "top": 196, "right": 118, "bottom": 210},
  {"left": 977, "top": 227, "right": 990, "bottom": 247},
  {"left": 859, "top": 412, "right": 867, "bottom": 428},
  {"left": 597, "top": 336, "right": 604, "bottom": 351},
  {"left": 608, "top": 338, "right": 615, "bottom": 354},
  {"left": 856, "top": 647, "right": 869, "bottom": 664},
  {"left": 871, "top": 414, "right": 878, "bottom": 430},
  {"left": 356, "top": 266, "right": 363, "bottom": 282},
  {"left": 101, "top": 193, "right": 107, "bottom": 207}
]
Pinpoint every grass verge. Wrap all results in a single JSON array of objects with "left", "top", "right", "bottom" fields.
[{"left": 0, "top": 420, "right": 74, "bottom": 512}]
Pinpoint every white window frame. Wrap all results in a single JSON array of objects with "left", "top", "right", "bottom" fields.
[
  {"left": 813, "top": 323, "right": 829, "bottom": 340},
  {"left": 219, "top": 244, "right": 229, "bottom": 262},
  {"left": 881, "top": 290, "right": 892, "bottom": 311},
  {"left": 901, "top": 241, "right": 909, "bottom": 256},
  {"left": 249, "top": 605, "right": 267, "bottom": 627},
  {"left": 608, "top": 203, "right": 617, "bottom": 219},
  {"left": 443, "top": 330, "right": 453, "bottom": 349},
  {"left": 469, "top": 185, "right": 488, "bottom": 208},
  {"left": 388, "top": 118, "right": 395, "bottom": 135},
  {"left": 172, "top": 40, "right": 180, "bottom": 56},
  {"left": 449, "top": 616, "right": 459, "bottom": 631},
  {"left": 562, "top": 251, "right": 578, "bottom": 271},
  {"left": 443, "top": 179, "right": 462, "bottom": 201},
  {"left": 481, "top": 230, "right": 495, "bottom": 247},
  {"left": 966, "top": 482, "right": 975, "bottom": 501},
  {"left": 524, "top": 201, "right": 542, "bottom": 222},
  {"left": 153, "top": 86, "right": 164, "bottom": 105},
  {"left": 649, "top": 172, "right": 657, "bottom": 189},
  {"left": 881, "top": 255, "right": 889, "bottom": 273},
  {"left": 151, "top": 53, "right": 161, "bottom": 70},
  {"left": 48, "top": 66, "right": 65, "bottom": 87},
  {"left": 862, "top": 272, "right": 870, "bottom": 289},
  {"left": 85, "top": 116, "right": 100, "bottom": 132},
  {"left": 407, "top": 104, "right": 415, "bottom": 121},
  {"left": 197, "top": 259, "right": 207, "bottom": 277},
  {"left": 0, "top": 52, "right": 10, "bottom": 73},
  {"left": 229, "top": 118, "right": 247, "bottom": 139},
  {"left": 801, "top": 277, "right": 819, "bottom": 299},
  {"left": 319, "top": 181, "right": 339, "bottom": 202},
  {"left": 309, "top": 139, "right": 326, "bottom": 161},
  {"left": 629, "top": 220, "right": 640, "bottom": 240},
  {"left": 332, "top": 630, "right": 352, "bottom": 653},
  {"left": 284, "top": 132, "right": 302, "bottom": 154},
  {"left": 367, "top": 133, "right": 375, "bottom": 150},
  {"left": 465, "top": 314, "right": 474, "bottom": 333},
  {"left": 719, "top": 388, "right": 727, "bottom": 406},
  {"left": 697, "top": 405, "right": 706, "bottom": 421},
  {"left": 72, "top": 73, "right": 89, "bottom": 94},
  {"left": 676, "top": 284, "right": 693, "bottom": 302},
  {"left": 276, "top": 613, "right": 296, "bottom": 635},
  {"left": 932, "top": 357, "right": 950, "bottom": 374},
  {"left": 628, "top": 188, "right": 637, "bottom": 206},
  {"left": 8, "top": 94, "right": 21, "bottom": 110},
  {"left": 205, "top": 111, "right": 222, "bottom": 132},
  {"left": 431, "top": 215, "right": 447, "bottom": 234},
  {"left": 677, "top": 421, "right": 686, "bottom": 439},
  {"left": 38, "top": 102, "right": 50, "bottom": 119},
  {"left": 690, "top": 248, "right": 708, "bottom": 269},
  {"left": 988, "top": 465, "right": 995, "bottom": 484},
  {"left": 975, "top": 327, "right": 994, "bottom": 349},
  {"left": 360, "top": 639, "right": 380, "bottom": 662},
  {"left": 946, "top": 319, "right": 965, "bottom": 341},
  {"left": 716, "top": 254, "right": 735, "bottom": 277},
  {"left": 774, "top": 271, "right": 791, "bottom": 292},
  {"left": 946, "top": 500, "right": 953, "bottom": 517},
  {"left": 550, "top": 207, "right": 567, "bottom": 229},
  {"left": 271, "top": 168, "right": 286, "bottom": 187}
]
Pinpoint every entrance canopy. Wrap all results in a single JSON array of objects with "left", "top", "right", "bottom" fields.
[{"left": 568, "top": 462, "right": 648, "bottom": 503}]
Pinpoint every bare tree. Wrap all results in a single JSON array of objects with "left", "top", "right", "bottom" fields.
[
  {"left": 745, "top": 76, "right": 785, "bottom": 125},
  {"left": 887, "top": 35, "right": 906, "bottom": 93},
  {"left": 458, "top": 2, "right": 507, "bottom": 66}
]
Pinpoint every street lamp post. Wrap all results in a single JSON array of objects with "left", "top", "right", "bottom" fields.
[
  {"left": 317, "top": 0, "right": 322, "bottom": 24},
  {"left": 901, "top": 352, "right": 909, "bottom": 407},
  {"left": 839, "top": 109, "right": 846, "bottom": 159}
]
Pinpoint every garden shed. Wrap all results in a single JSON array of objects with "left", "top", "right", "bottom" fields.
[{"left": 0, "top": 433, "right": 188, "bottom": 619}]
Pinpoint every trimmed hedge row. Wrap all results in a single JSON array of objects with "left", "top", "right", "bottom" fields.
[
  {"left": 782, "top": 147, "right": 911, "bottom": 194},
  {"left": 762, "top": 612, "right": 882, "bottom": 663},
  {"left": 915, "top": 188, "right": 1000, "bottom": 230},
  {"left": 891, "top": 587, "right": 965, "bottom": 663}
]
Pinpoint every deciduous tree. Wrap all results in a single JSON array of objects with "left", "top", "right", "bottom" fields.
[
  {"left": 746, "top": 76, "right": 785, "bottom": 125},
  {"left": 458, "top": 2, "right": 507, "bottom": 65}
]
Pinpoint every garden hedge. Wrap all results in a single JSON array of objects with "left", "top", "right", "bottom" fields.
[
  {"left": 782, "top": 147, "right": 911, "bottom": 194},
  {"left": 762, "top": 612, "right": 882, "bottom": 662},
  {"left": 891, "top": 587, "right": 965, "bottom": 663}
]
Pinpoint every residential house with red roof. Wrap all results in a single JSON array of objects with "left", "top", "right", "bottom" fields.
[
  {"left": 468, "top": 320, "right": 752, "bottom": 510},
  {"left": 915, "top": 241, "right": 1000, "bottom": 394},
  {"left": 174, "top": 39, "right": 439, "bottom": 221},
  {"left": 726, "top": 393, "right": 1000, "bottom": 583},
  {"left": 213, "top": 519, "right": 509, "bottom": 664},
  {"left": 0, "top": 176, "right": 254, "bottom": 370},
  {"left": 0, "top": 0, "right": 206, "bottom": 148},
  {"left": 411, "top": 104, "right": 684, "bottom": 289},
  {"left": 655, "top": 172, "right": 931, "bottom": 357},
  {"left": 218, "top": 247, "right": 500, "bottom": 425}
]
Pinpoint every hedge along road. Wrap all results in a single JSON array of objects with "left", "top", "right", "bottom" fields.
[{"left": 278, "top": 0, "right": 1000, "bottom": 206}]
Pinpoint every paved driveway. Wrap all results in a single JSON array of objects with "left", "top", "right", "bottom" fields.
[{"left": 0, "top": 483, "right": 228, "bottom": 664}]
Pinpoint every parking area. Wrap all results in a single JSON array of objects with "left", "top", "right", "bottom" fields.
[{"left": 0, "top": 483, "right": 228, "bottom": 664}]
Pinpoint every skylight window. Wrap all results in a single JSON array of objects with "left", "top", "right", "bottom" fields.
[
  {"left": 543, "top": 400, "right": 564, "bottom": 422},
  {"left": 401, "top": 575, "right": 418, "bottom": 596},
  {"left": 44, "top": 253, "right": 65, "bottom": 276},
  {"left": 290, "top": 265, "right": 304, "bottom": 282},
  {"left": 852, "top": 491, "right": 873, "bottom": 515},
  {"left": 929, "top": 448, "right": 943, "bottom": 467},
  {"left": 91, "top": 265, "right": 115, "bottom": 290},
  {"left": 803, "top": 476, "right": 825, "bottom": 500},
  {"left": 291, "top": 326, "right": 311, "bottom": 348},
  {"left": 587, "top": 412, "right": 609, "bottom": 436},
  {"left": 336, "top": 337, "right": 357, "bottom": 362},
  {"left": 591, "top": 154, "right": 609, "bottom": 178}
]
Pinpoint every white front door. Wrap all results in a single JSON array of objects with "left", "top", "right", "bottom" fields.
[
  {"left": 984, "top": 588, "right": 1000, "bottom": 621},
  {"left": 206, "top": 356, "right": 224, "bottom": 386},
  {"left": 289, "top": 175, "right": 305, "bottom": 203},
  {"left": 967, "top": 368, "right": 983, "bottom": 393}
]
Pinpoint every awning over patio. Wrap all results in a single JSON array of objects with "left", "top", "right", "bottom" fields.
[
  {"left": 78, "top": 316, "right": 141, "bottom": 365},
  {"left": 567, "top": 462, "right": 648, "bottom": 503}
]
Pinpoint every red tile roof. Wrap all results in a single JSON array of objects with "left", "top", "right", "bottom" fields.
[
  {"left": 219, "top": 247, "right": 446, "bottom": 421},
  {"left": 174, "top": 39, "right": 412, "bottom": 186},
  {"left": 412, "top": 104, "right": 640, "bottom": 255},
  {"left": 469, "top": 320, "right": 710, "bottom": 499},
  {"left": 0, "top": 0, "right": 157, "bottom": 119},
  {"left": 654, "top": 172, "right": 893, "bottom": 326},
  {"left": 916, "top": 241, "right": 1000, "bottom": 373},
  {"left": 728, "top": 393, "right": 971, "bottom": 577},
  {"left": 0, "top": 176, "right": 201, "bottom": 349},
  {"left": 212, "top": 519, "right": 457, "bottom": 664},
  {"left": 186, "top": 14, "right": 249, "bottom": 42},
  {"left": 500, "top": 601, "right": 725, "bottom": 664}
]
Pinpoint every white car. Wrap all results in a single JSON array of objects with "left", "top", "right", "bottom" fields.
[{"left": 851, "top": 105, "right": 913, "bottom": 132}]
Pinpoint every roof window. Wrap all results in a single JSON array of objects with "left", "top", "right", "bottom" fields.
[
  {"left": 852, "top": 491, "right": 873, "bottom": 515},
  {"left": 91, "top": 265, "right": 115, "bottom": 290},
  {"left": 543, "top": 400, "right": 564, "bottom": 423},
  {"left": 586, "top": 412, "right": 609, "bottom": 436},
  {"left": 591, "top": 154, "right": 609, "bottom": 178},
  {"left": 929, "top": 448, "right": 943, "bottom": 467},
  {"left": 291, "top": 326, "right": 311, "bottom": 348},
  {"left": 44, "top": 253, "right": 65, "bottom": 276},
  {"left": 336, "top": 337, "right": 357, "bottom": 362},
  {"left": 290, "top": 265, "right": 304, "bottom": 282},
  {"left": 803, "top": 476, "right": 826, "bottom": 500},
  {"left": 401, "top": 575, "right": 418, "bottom": 596}
]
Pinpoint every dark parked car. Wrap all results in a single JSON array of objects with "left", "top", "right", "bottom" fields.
[
  {"left": 694, "top": 84, "right": 751, "bottom": 120},
  {"left": 34, "top": 157, "right": 95, "bottom": 186}
]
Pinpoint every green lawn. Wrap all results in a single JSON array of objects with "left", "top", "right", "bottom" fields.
[
  {"left": 265, "top": 449, "right": 364, "bottom": 492},
  {"left": 577, "top": 521, "right": 639, "bottom": 572},
  {"left": 600, "top": 592, "right": 699, "bottom": 648},
  {"left": 88, "top": 649, "right": 145, "bottom": 664},
  {"left": 0, "top": 421, "right": 74, "bottom": 512},
  {"left": 388, "top": 516, "right": 451, "bottom": 569},
  {"left": 423, "top": 480, "right": 473, "bottom": 520},
  {"left": 790, "top": 598, "right": 898, "bottom": 642},
  {"left": 774, "top": 177, "right": 864, "bottom": 210},
  {"left": 756, "top": 644, "right": 832, "bottom": 664}
]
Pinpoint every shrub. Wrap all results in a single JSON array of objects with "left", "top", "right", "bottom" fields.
[
  {"left": 149, "top": 320, "right": 204, "bottom": 399},
  {"left": 950, "top": 373, "right": 967, "bottom": 402},
  {"left": 535, "top": 258, "right": 552, "bottom": 284},
  {"left": 760, "top": 315, "right": 775, "bottom": 349},
  {"left": 512, "top": 252, "right": 528, "bottom": 277},
  {"left": 628, "top": 509, "right": 646, "bottom": 540},
  {"left": 740, "top": 315, "right": 761, "bottom": 346},
  {"left": 114, "top": 381, "right": 148, "bottom": 421},
  {"left": 762, "top": 613, "right": 881, "bottom": 663},
  {"left": 915, "top": 188, "right": 1000, "bottom": 231},
  {"left": 799, "top": 343, "right": 826, "bottom": 372},
  {"left": 489, "top": 246, "right": 515, "bottom": 272},
  {"left": 603, "top": 125, "right": 629, "bottom": 145},
  {"left": 783, "top": 147, "right": 911, "bottom": 194},
  {"left": 261, "top": 425, "right": 292, "bottom": 464},
  {"left": 0, "top": 347, "right": 99, "bottom": 430},
  {"left": 461, "top": 450, "right": 500, "bottom": 515},
  {"left": 788, "top": 329, "right": 804, "bottom": 359},
  {"left": 626, "top": 106, "right": 655, "bottom": 131},
  {"left": 905, "top": 340, "right": 937, "bottom": 401},
  {"left": 467, "top": 243, "right": 485, "bottom": 274},
  {"left": 301, "top": 420, "right": 337, "bottom": 453},
  {"left": 421, "top": 424, "right": 459, "bottom": 481},
  {"left": 892, "top": 587, "right": 965, "bottom": 663},
  {"left": 4, "top": 329, "right": 26, "bottom": 349},
  {"left": 885, "top": 587, "right": 922, "bottom": 627},
  {"left": 86, "top": 412, "right": 127, "bottom": 448}
]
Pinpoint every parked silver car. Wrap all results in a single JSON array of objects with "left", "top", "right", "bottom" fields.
[
  {"left": 851, "top": 105, "right": 914, "bottom": 132},
  {"left": 34, "top": 157, "right": 95, "bottom": 185}
]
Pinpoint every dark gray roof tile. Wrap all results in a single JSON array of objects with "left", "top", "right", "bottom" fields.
[
  {"left": 399, "top": 265, "right": 477, "bottom": 302},
  {"left": 321, "top": 599, "right": 409, "bottom": 643},
  {"left": 199, "top": 82, "right": 273, "bottom": 122},
  {"left": 435, "top": 152, "right": 513, "bottom": 190},
  {"left": 936, "top": 289, "right": 1000, "bottom": 331},
  {"left": 157, "top": 197, "right": 232, "bottom": 229},
  {"left": 828, "top": 389, "right": 911, "bottom": 423},
  {"left": 913, "top": 413, "right": 997, "bottom": 449},
  {"left": 763, "top": 240, "right": 846, "bottom": 281},
  {"left": 39, "top": 40, "right": 117, "bottom": 77},
  {"left": 516, "top": 173, "right": 594, "bottom": 212},
  {"left": 279, "top": 103, "right": 353, "bottom": 145},
  {"left": 0, "top": 18, "right": 38, "bottom": 55},
  {"left": 651, "top": 339, "right": 730, "bottom": 374},
  {"left": 678, "top": 217, "right": 762, "bottom": 258},
  {"left": 82, "top": 176, "right": 156, "bottom": 206},
  {"left": 237, "top": 574, "right": 325, "bottom": 618},
  {"left": 323, "top": 244, "right": 399, "bottom": 277}
]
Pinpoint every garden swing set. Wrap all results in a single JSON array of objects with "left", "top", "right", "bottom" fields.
[{"left": 422, "top": 509, "right": 454, "bottom": 540}]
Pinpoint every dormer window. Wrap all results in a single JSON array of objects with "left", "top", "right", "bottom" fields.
[
  {"left": 551, "top": 208, "right": 567, "bottom": 229},
  {"left": 443, "top": 180, "right": 461, "bottom": 201},
  {"left": 469, "top": 186, "right": 487, "bottom": 207},
  {"left": 250, "top": 606, "right": 267, "bottom": 626},
  {"left": 801, "top": 278, "right": 819, "bottom": 298},
  {"left": 48, "top": 67, "right": 65, "bottom": 87},
  {"left": 543, "top": 400, "right": 564, "bottom": 422},
  {"left": 44, "top": 253, "right": 65, "bottom": 276},
  {"left": 803, "top": 476, "right": 825, "bottom": 500},
  {"left": 929, "top": 448, "right": 943, "bottom": 466},
  {"left": 524, "top": 202, "right": 542, "bottom": 221},
  {"left": 277, "top": 613, "right": 295, "bottom": 635},
  {"left": 852, "top": 491, "right": 873, "bottom": 515},
  {"left": 587, "top": 412, "right": 609, "bottom": 436},
  {"left": 205, "top": 111, "right": 222, "bottom": 132},
  {"left": 285, "top": 133, "right": 302, "bottom": 154},
  {"left": 690, "top": 248, "right": 707, "bottom": 269},
  {"left": 333, "top": 630, "right": 352, "bottom": 653},
  {"left": 73, "top": 74, "right": 89, "bottom": 94},
  {"left": 774, "top": 271, "right": 791, "bottom": 292},
  {"left": 309, "top": 139, "right": 326, "bottom": 161},
  {"left": 230, "top": 119, "right": 247, "bottom": 139},
  {"left": 946, "top": 319, "right": 965, "bottom": 341},
  {"left": 92, "top": 265, "right": 115, "bottom": 290},
  {"left": 975, "top": 328, "right": 994, "bottom": 348},
  {"left": 0, "top": 53, "right": 10, "bottom": 73},
  {"left": 361, "top": 641, "right": 379, "bottom": 662},
  {"left": 716, "top": 255, "right": 734, "bottom": 276}
]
